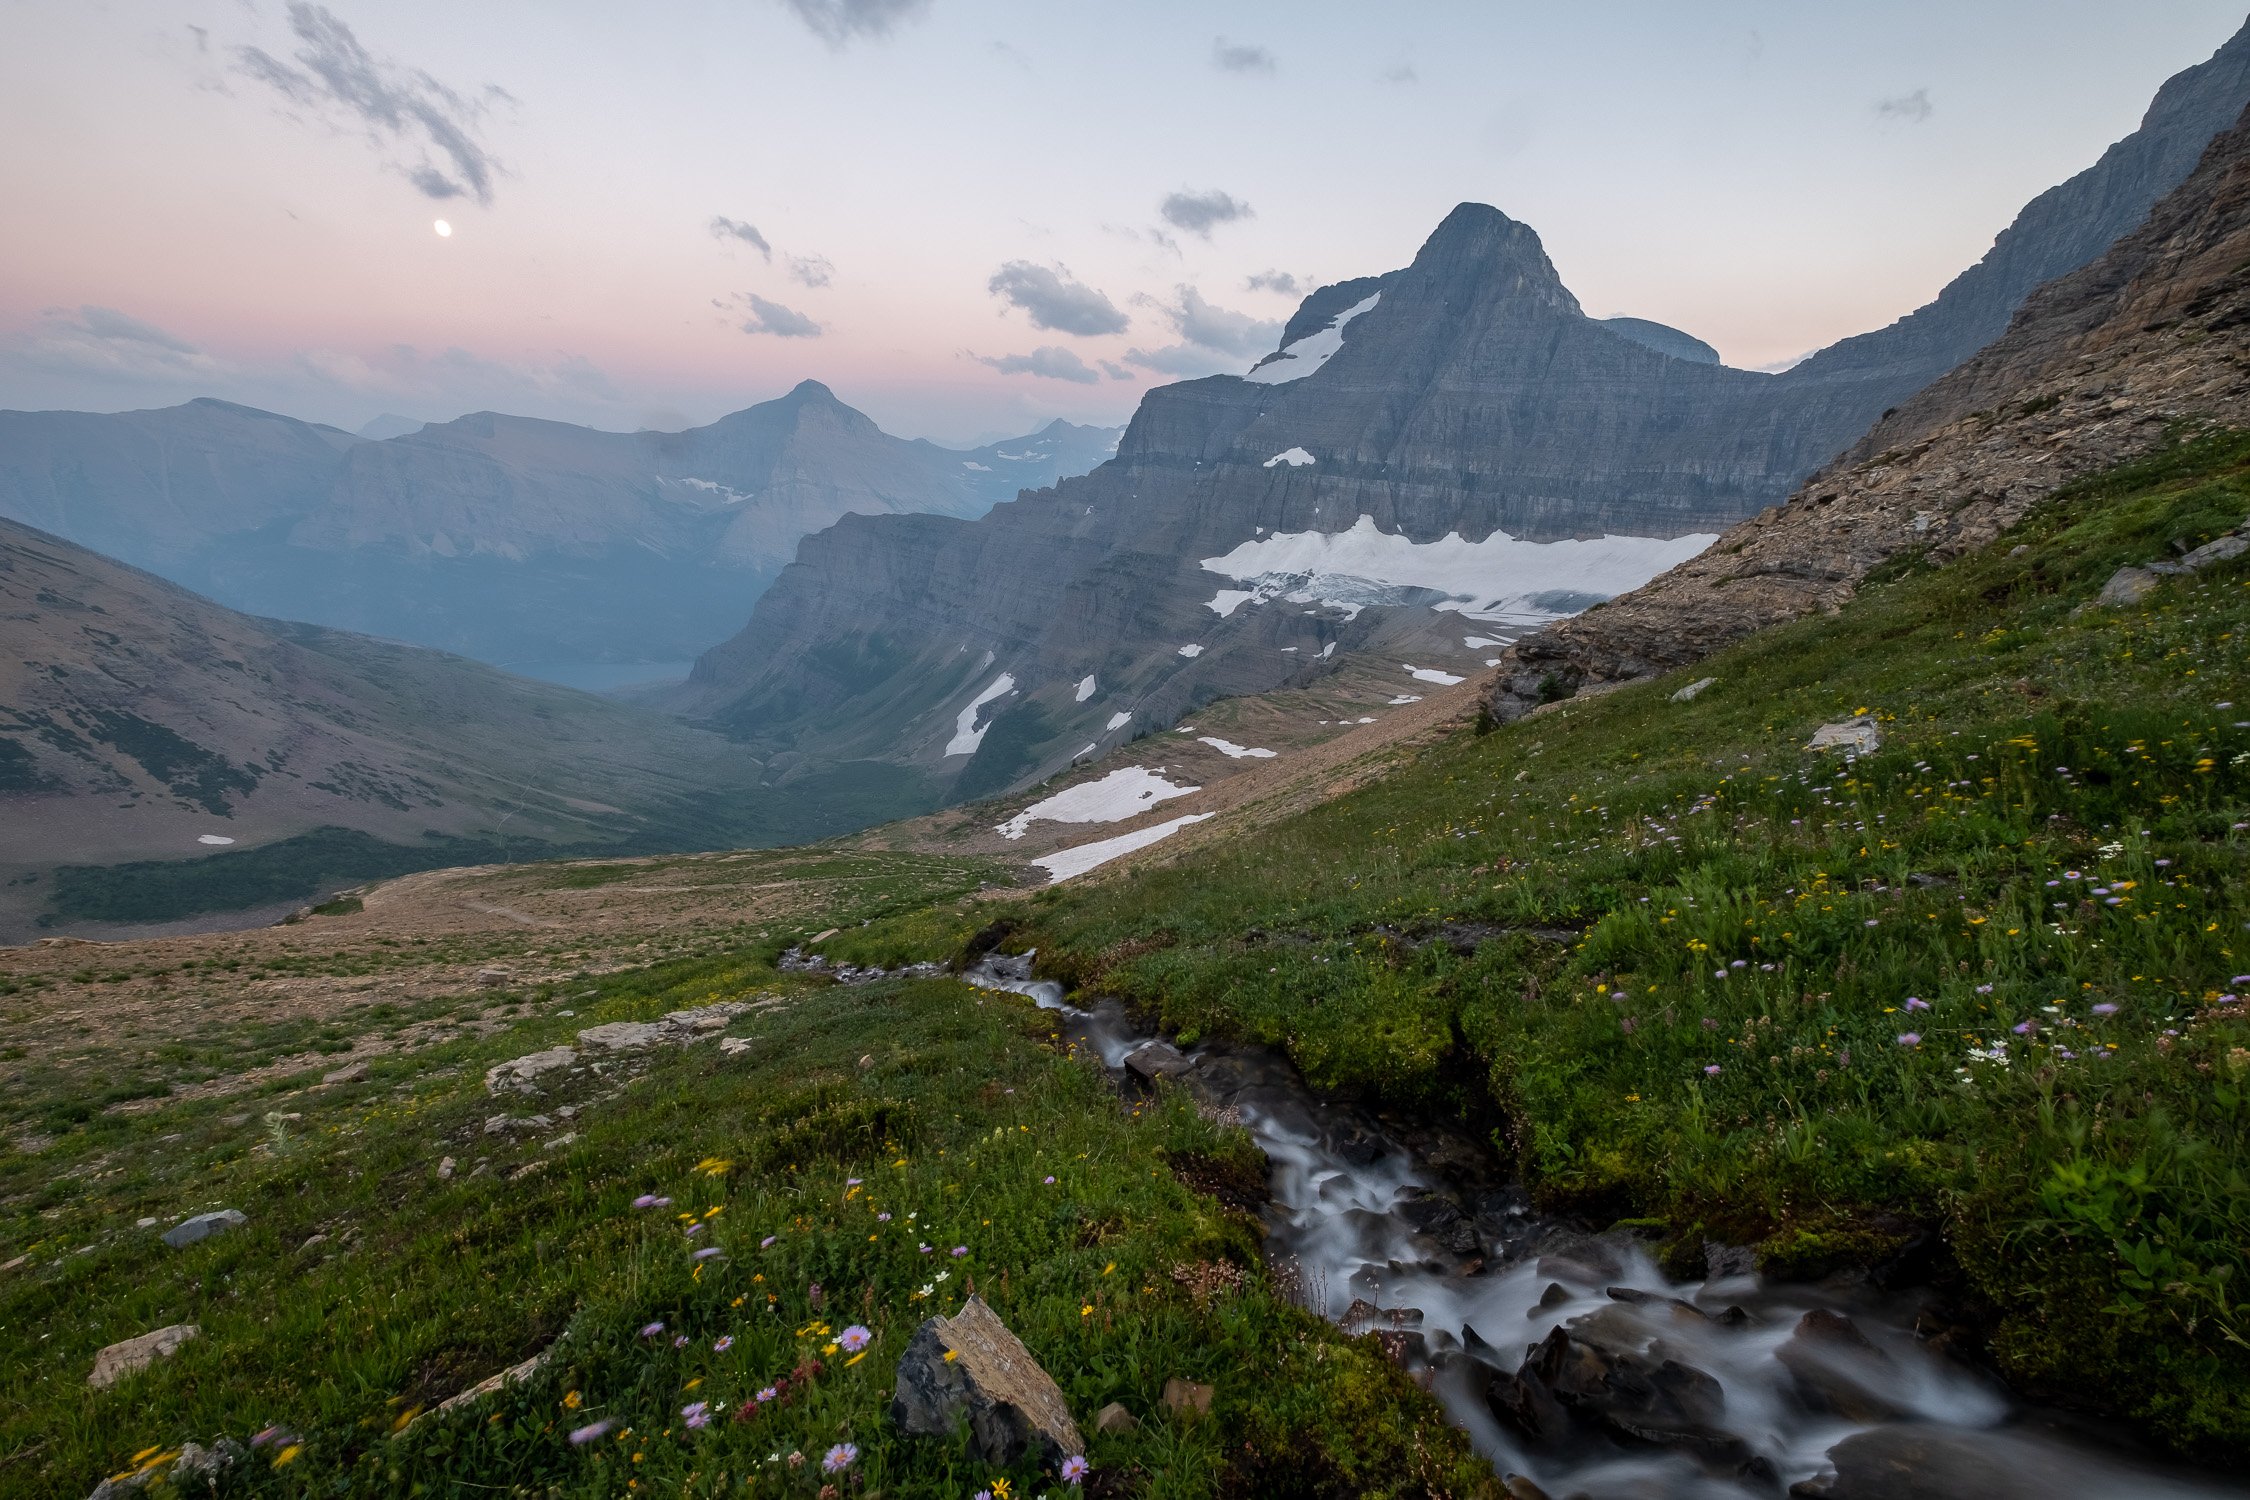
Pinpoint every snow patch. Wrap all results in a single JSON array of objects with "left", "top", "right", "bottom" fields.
[
  {"left": 944, "top": 672, "right": 1017, "bottom": 757},
  {"left": 1074, "top": 674, "right": 1097, "bottom": 703},
  {"left": 1388, "top": 694, "right": 1422, "bottom": 705},
  {"left": 962, "top": 460, "right": 993, "bottom": 471},
  {"left": 666, "top": 476, "right": 753, "bottom": 505},
  {"left": 1318, "top": 642, "right": 1335, "bottom": 659},
  {"left": 196, "top": 834, "right": 237, "bottom": 846},
  {"left": 1244, "top": 292, "right": 1381, "bottom": 385},
  {"left": 1263, "top": 447, "right": 1315, "bottom": 468},
  {"left": 1198, "top": 737, "right": 1276, "bottom": 760},
  {"left": 1200, "top": 514, "right": 1714, "bottom": 627},
  {"left": 1106, "top": 711, "right": 1133, "bottom": 732},
  {"left": 1034, "top": 813, "right": 1215, "bottom": 883},
  {"left": 996, "top": 766, "right": 1200, "bottom": 840},
  {"left": 1177, "top": 644, "right": 1204, "bottom": 658},
  {"left": 1463, "top": 635, "right": 1502, "bottom": 650},
  {"left": 1205, "top": 589, "right": 1258, "bottom": 618},
  {"left": 1404, "top": 664, "right": 1464, "bottom": 685}
]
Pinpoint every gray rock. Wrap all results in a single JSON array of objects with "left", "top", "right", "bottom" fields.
[
  {"left": 1787, "top": 1424, "right": 2180, "bottom": 1499},
  {"left": 484, "top": 1113, "right": 551, "bottom": 1136},
  {"left": 890, "top": 1295, "right": 1084, "bottom": 1466},
  {"left": 1807, "top": 719, "right": 1882, "bottom": 754},
  {"left": 321, "top": 1060, "right": 367, "bottom": 1084},
  {"left": 1123, "top": 1041, "right": 1193, "bottom": 1081},
  {"left": 161, "top": 1210, "right": 245, "bottom": 1249},
  {"left": 87, "top": 1436, "right": 244, "bottom": 1498},
  {"left": 2098, "top": 565, "right": 2166, "bottom": 605},
  {"left": 1160, "top": 1377, "right": 1214, "bottom": 1419},
  {"left": 2182, "top": 530, "right": 2250, "bottom": 569},
  {"left": 485, "top": 1046, "right": 578, "bottom": 1096},
  {"left": 1774, "top": 1309, "right": 1906, "bottom": 1423},
  {"left": 88, "top": 1323, "right": 199, "bottom": 1388},
  {"left": 1516, "top": 1310, "right": 1770, "bottom": 1477},
  {"left": 1671, "top": 676, "right": 1717, "bottom": 702},
  {"left": 1094, "top": 1400, "right": 1138, "bottom": 1434}
]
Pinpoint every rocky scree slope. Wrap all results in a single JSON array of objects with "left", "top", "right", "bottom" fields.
[
  {"left": 1489, "top": 98, "right": 2250, "bottom": 719},
  {"left": 676, "top": 18, "right": 2250, "bottom": 807},
  {"left": 0, "top": 383, "right": 1117, "bottom": 675}
]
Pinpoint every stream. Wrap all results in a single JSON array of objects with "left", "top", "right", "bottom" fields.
[{"left": 964, "top": 953, "right": 2245, "bottom": 1500}]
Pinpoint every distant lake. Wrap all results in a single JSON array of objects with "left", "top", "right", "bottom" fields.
[{"left": 506, "top": 660, "right": 695, "bottom": 694}]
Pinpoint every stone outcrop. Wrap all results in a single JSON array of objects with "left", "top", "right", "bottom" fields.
[
  {"left": 676, "top": 22, "right": 2250, "bottom": 806},
  {"left": 1490, "top": 96, "right": 2250, "bottom": 720},
  {"left": 890, "top": 1295, "right": 1084, "bottom": 1466},
  {"left": 88, "top": 1323, "right": 199, "bottom": 1388},
  {"left": 160, "top": 1210, "right": 246, "bottom": 1249}
]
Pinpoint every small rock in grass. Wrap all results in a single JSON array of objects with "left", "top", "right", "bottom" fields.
[
  {"left": 438, "top": 1156, "right": 456, "bottom": 1179},
  {"left": 1806, "top": 719, "right": 1881, "bottom": 754},
  {"left": 88, "top": 1323, "right": 199, "bottom": 1388},
  {"left": 720, "top": 1037, "right": 754, "bottom": 1055},
  {"left": 485, "top": 1046, "right": 577, "bottom": 1096},
  {"left": 1670, "top": 677, "right": 1716, "bottom": 703},
  {"left": 1160, "top": 1377, "right": 1214, "bottom": 1419},
  {"left": 321, "top": 1061, "right": 367, "bottom": 1085},
  {"left": 1094, "top": 1401, "right": 1138, "bottom": 1434},
  {"left": 891, "top": 1295, "right": 1084, "bottom": 1466},
  {"left": 1123, "top": 1042, "right": 1193, "bottom": 1082},
  {"left": 484, "top": 1114, "right": 551, "bottom": 1136},
  {"left": 475, "top": 968, "right": 511, "bottom": 988},
  {"left": 161, "top": 1210, "right": 246, "bottom": 1249}
]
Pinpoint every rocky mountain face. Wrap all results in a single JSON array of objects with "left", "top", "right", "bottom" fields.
[
  {"left": 1488, "top": 102, "right": 2250, "bottom": 719},
  {"left": 0, "top": 515, "right": 934, "bottom": 940},
  {"left": 672, "top": 19, "right": 2250, "bottom": 807},
  {"left": 0, "top": 384, "right": 1118, "bottom": 680}
]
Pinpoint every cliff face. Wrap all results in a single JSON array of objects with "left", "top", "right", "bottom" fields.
[
  {"left": 676, "top": 19, "right": 2250, "bottom": 806},
  {"left": 0, "top": 385, "right": 1118, "bottom": 674},
  {"left": 1487, "top": 102, "right": 2250, "bottom": 720}
]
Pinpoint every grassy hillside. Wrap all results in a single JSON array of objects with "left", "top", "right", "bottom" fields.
[{"left": 991, "top": 430, "right": 2250, "bottom": 1454}]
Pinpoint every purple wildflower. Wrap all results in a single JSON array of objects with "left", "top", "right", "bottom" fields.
[
  {"left": 570, "top": 1419, "right": 616, "bottom": 1445},
  {"left": 838, "top": 1324, "right": 872, "bottom": 1353},
  {"left": 822, "top": 1443, "right": 858, "bottom": 1474},
  {"left": 877, "top": 1212, "right": 892, "bottom": 1222},
  {"left": 1062, "top": 1454, "right": 1091, "bottom": 1484},
  {"left": 640, "top": 1322, "right": 664, "bottom": 1339},
  {"left": 2012, "top": 1021, "right": 2033, "bottom": 1035},
  {"left": 951, "top": 1246, "right": 969, "bottom": 1258},
  {"left": 846, "top": 1178, "right": 862, "bottom": 1187},
  {"left": 673, "top": 1335, "right": 689, "bottom": 1348},
  {"left": 682, "top": 1401, "right": 710, "bottom": 1430},
  {"left": 1704, "top": 1064, "right": 1722, "bottom": 1076},
  {"left": 756, "top": 1386, "right": 778, "bottom": 1403},
  {"left": 632, "top": 1194, "right": 660, "bottom": 1209},
  {"left": 2056, "top": 1047, "right": 2077, "bottom": 1060},
  {"left": 760, "top": 1235, "right": 777, "bottom": 1248},
  {"left": 1898, "top": 1033, "right": 1921, "bottom": 1047},
  {"left": 685, "top": 1222, "right": 704, "bottom": 1237},
  {"left": 918, "top": 1242, "right": 933, "bottom": 1254},
  {"left": 2092, "top": 1003, "right": 2119, "bottom": 1016},
  {"left": 250, "top": 1426, "right": 284, "bottom": 1449},
  {"left": 714, "top": 1335, "right": 734, "bottom": 1352},
  {"left": 1904, "top": 998, "right": 1930, "bottom": 1012},
  {"left": 693, "top": 1247, "right": 723, "bottom": 1261},
  {"left": 1043, "top": 1175, "right": 1056, "bottom": 1185},
  {"left": 1975, "top": 984, "right": 1994, "bottom": 995}
]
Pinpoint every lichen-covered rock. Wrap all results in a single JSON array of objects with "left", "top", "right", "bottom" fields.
[
  {"left": 89, "top": 1323, "right": 199, "bottom": 1388},
  {"left": 890, "top": 1296, "right": 1083, "bottom": 1467}
]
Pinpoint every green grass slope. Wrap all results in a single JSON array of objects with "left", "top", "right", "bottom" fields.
[{"left": 999, "top": 431, "right": 2250, "bottom": 1456}]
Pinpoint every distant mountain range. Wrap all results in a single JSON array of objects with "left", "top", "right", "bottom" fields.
[
  {"left": 667, "top": 18, "right": 2250, "bottom": 805},
  {"left": 0, "top": 383, "right": 1120, "bottom": 681},
  {"left": 0, "top": 513, "right": 940, "bottom": 941}
]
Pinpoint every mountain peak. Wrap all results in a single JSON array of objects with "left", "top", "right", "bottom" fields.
[
  {"left": 785, "top": 379, "right": 838, "bottom": 403},
  {"left": 1404, "top": 201, "right": 1579, "bottom": 314}
]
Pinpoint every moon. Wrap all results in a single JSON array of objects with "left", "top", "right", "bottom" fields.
[{"left": 433, "top": 219, "right": 453, "bottom": 238}]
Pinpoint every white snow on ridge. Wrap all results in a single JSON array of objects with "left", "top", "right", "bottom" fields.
[
  {"left": 1388, "top": 694, "right": 1422, "bottom": 705},
  {"left": 1264, "top": 447, "right": 1315, "bottom": 468},
  {"left": 996, "top": 766, "right": 1200, "bottom": 840},
  {"left": 963, "top": 460, "right": 993, "bottom": 471},
  {"left": 1404, "top": 664, "right": 1465, "bottom": 685},
  {"left": 1199, "top": 514, "right": 1715, "bottom": 626},
  {"left": 1177, "top": 644, "right": 1204, "bottom": 658},
  {"left": 1035, "top": 813, "right": 1215, "bottom": 883},
  {"left": 1198, "top": 736, "right": 1276, "bottom": 760},
  {"left": 1245, "top": 293, "right": 1381, "bottom": 385},
  {"left": 667, "top": 476, "right": 753, "bottom": 505},
  {"left": 1206, "top": 590, "right": 1257, "bottom": 618},
  {"left": 1075, "top": 674, "right": 1098, "bottom": 702},
  {"left": 945, "top": 672, "right": 1017, "bottom": 757},
  {"left": 1106, "top": 711, "right": 1133, "bottom": 731},
  {"left": 197, "top": 834, "right": 236, "bottom": 846}
]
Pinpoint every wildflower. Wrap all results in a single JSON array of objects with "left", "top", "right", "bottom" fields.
[
  {"left": 693, "top": 1247, "right": 724, "bottom": 1261},
  {"left": 918, "top": 1242, "right": 933, "bottom": 1254},
  {"left": 273, "top": 1444, "right": 302, "bottom": 1467},
  {"left": 1062, "top": 1454, "right": 1091, "bottom": 1484},
  {"left": 571, "top": 1420, "right": 617, "bottom": 1445},
  {"left": 757, "top": 1385, "right": 778, "bottom": 1402},
  {"left": 1704, "top": 1064, "right": 1722, "bottom": 1076},
  {"left": 1898, "top": 1033, "right": 1921, "bottom": 1047},
  {"left": 714, "top": 1335, "right": 735, "bottom": 1353},
  {"left": 822, "top": 1443, "right": 858, "bottom": 1474},
  {"left": 761, "top": 1235, "right": 778, "bottom": 1248},
  {"left": 846, "top": 1178, "right": 863, "bottom": 1187},
  {"left": 674, "top": 1334, "right": 690, "bottom": 1348},
  {"left": 788, "top": 1451, "right": 805, "bottom": 1468},
  {"left": 632, "top": 1194, "right": 661, "bottom": 1209},
  {"left": 1975, "top": 984, "right": 1994, "bottom": 995},
  {"left": 2055, "top": 1047, "right": 2077, "bottom": 1060},
  {"left": 562, "top": 1391, "right": 583, "bottom": 1410},
  {"left": 952, "top": 1246, "right": 969, "bottom": 1257},
  {"left": 640, "top": 1322, "right": 665, "bottom": 1339},
  {"left": 2012, "top": 1020, "right": 2034, "bottom": 1035},
  {"left": 1904, "top": 997, "right": 1930, "bottom": 1012},
  {"left": 838, "top": 1325, "right": 872, "bottom": 1353},
  {"left": 877, "top": 1212, "right": 892, "bottom": 1222},
  {"left": 682, "top": 1401, "right": 711, "bottom": 1430},
  {"left": 686, "top": 1222, "right": 705, "bottom": 1237},
  {"left": 250, "top": 1426, "right": 284, "bottom": 1448},
  {"left": 2092, "top": 1003, "right": 2119, "bottom": 1016}
]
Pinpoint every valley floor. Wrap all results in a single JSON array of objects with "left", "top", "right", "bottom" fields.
[{"left": 5, "top": 433, "right": 2250, "bottom": 1496}]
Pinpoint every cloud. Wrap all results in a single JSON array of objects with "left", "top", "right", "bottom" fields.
[
  {"left": 1211, "top": 37, "right": 1275, "bottom": 74},
  {"left": 1875, "top": 88, "right": 1932, "bottom": 123},
  {"left": 233, "top": 3, "right": 505, "bottom": 205},
  {"left": 1099, "top": 360, "right": 1133, "bottom": 381},
  {"left": 780, "top": 0, "right": 929, "bottom": 46},
  {"left": 1162, "top": 287, "right": 1281, "bottom": 358},
  {"left": 295, "top": 344, "right": 623, "bottom": 408},
  {"left": 1123, "top": 344, "right": 1240, "bottom": 379},
  {"left": 9, "top": 306, "right": 224, "bottom": 384},
  {"left": 986, "top": 262, "right": 1129, "bottom": 337},
  {"left": 710, "top": 216, "right": 773, "bottom": 260},
  {"left": 977, "top": 346, "right": 1100, "bottom": 384},
  {"left": 1159, "top": 189, "right": 1252, "bottom": 239},
  {"left": 740, "top": 295, "right": 822, "bottom": 337},
  {"left": 1245, "top": 270, "right": 1300, "bottom": 296},
  {"left": 788, "top": 254, "right": 835, "bottom": 288},
  {"left": 1381, "top": 62, "right": 1416, "bottom": 84}
]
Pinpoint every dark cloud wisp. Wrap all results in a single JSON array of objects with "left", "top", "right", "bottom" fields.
[
  {"left": 986, "top": 262, "right": 1129, "bottom": 337},
  {"left": 977, "top": 346, "right": 1099, "bottom": 384},
  {"left": 1245, "top": 270, "right": 1299, "bottom": 296},
  {"left": 741, "top": 295, "right": 821, "bottom": 337},
  {"left": 1211, "top": 37, "right": 1275, "bottom": 74},
  {"left": 781, "top": 0, "right": 930, "bottom": 47},
  {"left": 1160, "top": 190, "right": 1252, "bottom": 239},
  {"left": 1875, "top": 89, "right": 1933, "bottom": 123},
  {"left": 711, "top": 217, "right": 774, "bottom": 260},
  {"left": 234, "top": 2, "right": 504, "bottom": 205},
  {"left": 788, "top": 255, "right": 835, "bottom": 288},
  {"left": 1165, "top": 287, "right": 1281, "bottom": 359}
]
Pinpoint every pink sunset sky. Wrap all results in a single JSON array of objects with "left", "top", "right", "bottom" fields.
[{"left": 2, "top": 0, "right": 2245, "bottom": 443}]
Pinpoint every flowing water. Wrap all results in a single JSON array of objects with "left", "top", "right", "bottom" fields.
[{"left": 965, "top": 953, "right": 2244, "bottom": 1499}]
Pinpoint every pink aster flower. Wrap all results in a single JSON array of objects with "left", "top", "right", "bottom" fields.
[
  {"left": 951, "top": 1246, "right": 968, "bottom": 1257},
  {"left": 714, "top": 1335, "right": 734, "bottom": 1352},
  {"left": 1062, "top": 1454, "right": 1091, "bottom": 1484},
  {"left": 1703, "top": 1064, "right": 1721, "bottom": 1076},
  {"left": 838, "top": 1324, "right": 872, "bottom": 1353},
  {"left": 640, "top": 1321, "right": 664, "bottom": 1338},
  {"left": 673, "top": 1334, "right": 690, "bottom": 1348},
  {"left": 1904, "top": 997, "right": 1930, "bottom": 1012},
  {"left": 570, "top": 1419, "right": 616, "bottom": 1445},
  {"left": 760, "top": 1235, "right": 778, "bottom": 1248},
  {"left": 822, "top": 1443, "right": 858, "bottom": 1474},
  {"left": 2092, "top": 1002, "right": 2119, "bottom": 1016},
  {"left": 632, "top": 1194, "right": 660, "bottom": 1209},
  {"left": 682, "top": 1400, "right": 710, "bottom": 1429},
  {"left": 1898, "top": 1033, "right": 1921, "bottom": 1047},
  {"left": 756, "top": 1386, "right": 778, "bottom": 1403},
  {"left": 693, "top": 1247, "right": 723, "bottom": 1261}
]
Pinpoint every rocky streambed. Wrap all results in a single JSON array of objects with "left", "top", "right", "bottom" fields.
[{"left": 964, "top": 954, "right": 2244, "bottom": 1500}]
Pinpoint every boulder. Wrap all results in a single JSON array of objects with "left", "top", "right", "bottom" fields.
[
  {"left": 1397, "top": 1193, "right": 1480, "bottom": 1255},
  {"left": 1774, "top": 1309, "right": 1906, "bottom": 1424},
  {"left": 1094, "top": 1401, "right": 1138, "bottom": 1434},
  {"left": 2097, "top": 565, "right": 2167, "bottom": 606},
  {"left": 88, "top": 1323, "right": 199, "bottom": 1388},
  {"left": 1160, "top": 1377, "right": 1215, "bottom": 1419},
  {"left": 890, "top": 1295, "right": 1083, "bottom": 1467},
  {"left": 1123, "top": 1041, "right": 1193, "bottom": 1081},
  {"left": 321, "top": 1060, "right": 367, "bottom": 1084},
  {"left": 475, "top": 968, "right": 511, "bottom": 988},
  {"left": 1671, "top": 677, "right": 1717, "bottom": 702},
  {"left": 1787, "top": 1424, "right": 2144, "bottom": 1499},
  {"left": 161, "top": 1210, "right": 245, "bottom": 1249},
  {"left": 485, "top": 1046, "right": 578, "bottom": 1096},
  {"left": 1517, "top": 1311, "right": 1769, "bottom": 1477},
  {"left": 1807, "top": 719, "right": 1882, "bottom": 754},
  {"left": 87, "top": 1436, "right": 243, "bottom": 1498}
]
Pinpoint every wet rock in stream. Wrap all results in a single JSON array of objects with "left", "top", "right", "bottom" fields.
[{"left": 1509, "top": 1309, "right": 1775, "bottom": 1481}]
